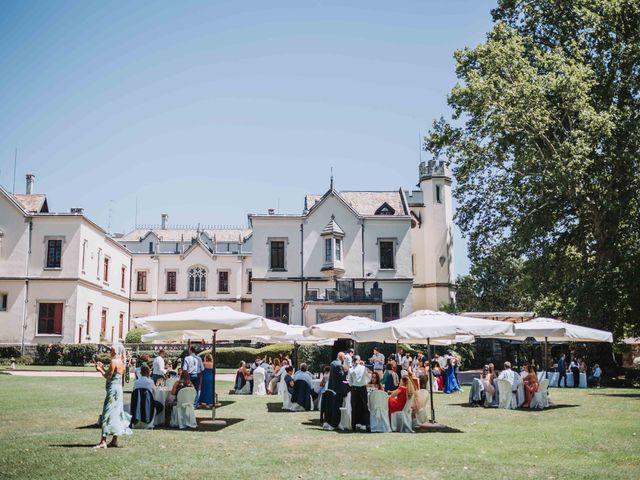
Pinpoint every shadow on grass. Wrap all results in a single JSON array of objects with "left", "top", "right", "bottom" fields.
[
  {"left": 452, "top": 403, "right": 579, "bottom": 411},
  {"left": 49, "top": 443, "right": 98, "bottom": 448},
  {"left": 589, "top": 393, "right": 640, "bottom": 399},
  {"left": 414, "top": 424, "right": 464, "bottom": 433},
  {"left": 75, "top": 417, "right": 244, "bottom": 433},
  {"left": 266, "top": 402, "right": 295, "bottom": 413}
]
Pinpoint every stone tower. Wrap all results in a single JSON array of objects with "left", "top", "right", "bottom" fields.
[{"left": 406, "top": 160, "right": 456, "bottom": 310}]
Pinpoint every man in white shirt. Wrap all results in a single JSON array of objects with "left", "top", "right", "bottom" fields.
[
  {"left": 498, "top": 361, "right": 517, "bottom": 390},
  {"left": 369, "top": 347, "right": 385, "bottom": 373},
  {"left": 348, "top": 358, "right": 372, "bottom": 431},
  {"left": 344, "top": 349, "right": 354, "bottom": 369},
  {"left": 152, "top": 350, "right": 167, "bottom": 384},
  {"left": 134, "top": 364, "right": 156, "bottom": 391},
  {"left": 401, "top": 352, "right": 413, "bottom": 372}
]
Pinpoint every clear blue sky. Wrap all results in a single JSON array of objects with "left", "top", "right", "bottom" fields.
[{"left": 0, "top": 1, "right": 496, "bottom": 275}]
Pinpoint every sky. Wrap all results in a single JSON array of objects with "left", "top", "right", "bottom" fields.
[{"left": 0, "top": 1, "right": 497, "bottom": 276}]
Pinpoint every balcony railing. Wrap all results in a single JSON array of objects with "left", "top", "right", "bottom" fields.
[{"left": 305, "top": 279, "right": 383, "bottom": 303}]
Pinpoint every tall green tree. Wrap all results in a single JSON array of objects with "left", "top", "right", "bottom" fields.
[{"left": 427, "top": 0, "right": 640, "bottom": 337}]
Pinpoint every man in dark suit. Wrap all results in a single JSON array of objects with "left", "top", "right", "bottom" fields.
[
  {"left": 328, "top": 352, "right": 349, "bottom": 398},
  {"left": 557, "top": 354, "right": 567, "bottom": 387}
]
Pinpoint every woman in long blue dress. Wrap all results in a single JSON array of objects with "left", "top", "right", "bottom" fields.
[
  {"left": 443, "top": 357, "right": 461, "bottom": 394},
  {"left": 95, "top": 344, "right": 132, "bottom": 448},
  {"left": 199, "top": 354, "right": 214, "bottom": 407}
]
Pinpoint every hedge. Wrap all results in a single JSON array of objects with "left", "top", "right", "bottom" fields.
[
  {"left": 198, "top": 343, "right": 294, "bottom": 368},
  {"left": 63, "top": 344, "right": 98, "bottom": 366},
  {"left": 125, "top": 327, "right": 149, "bottom": 344},
  {"left": 0, "top": 346, "right": 21, "bottom": 358}
]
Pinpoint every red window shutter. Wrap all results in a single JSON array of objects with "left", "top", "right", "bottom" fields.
[{"left": 53, "top": 303, "right": 63, "bottom": 335}]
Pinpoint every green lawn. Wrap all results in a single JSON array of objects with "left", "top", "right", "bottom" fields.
[{"left": 0, "top": 374, "right": 638, "bottom": 480}]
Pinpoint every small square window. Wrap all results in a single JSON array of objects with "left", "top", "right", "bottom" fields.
[
  {"left": 38, "top": 302, "right": 63, "bottom": 335},
  {"left": 0, "top": 293, "right": 7, "bottom": 311}
]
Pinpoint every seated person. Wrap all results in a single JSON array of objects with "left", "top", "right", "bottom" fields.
[
  {"left": 133, "top": 364, "right": 156, "bottom": 392},
  {"left": 388, "top": 375, "right": 416, "bottom": 417},
  {"left": 234, "top": 361, "right": 252, "bottom": 394},
  {"left": 480, "top": 364, "right": 495, "bottom": 400},
  {"left": 283, "top": 366, "right": 295, "bottom": 395},
  {"left": 381, "top": 362, "right": 399, "bottom": 392},
  {"left": 171, "top": 370, "right": 193, "bottom": 396},
  {"left": 367, "top": 371, "right": 383, "bottom": 392},
  {"left": 293, "top": 363, "right": 318, "bottom": 398},
  {"left": 588, "top": 363, "right": 602, "bottom": 387},
  {"left": 319, "top": 365, "right": 331, "bottom": 393}
]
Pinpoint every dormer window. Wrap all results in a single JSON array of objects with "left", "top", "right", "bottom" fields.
[
  {"left": 375, "top": 202, "right": 396, "bottom": 215},
  {"left": 321, "top": 216, "right": 345, "bottom": 273}
]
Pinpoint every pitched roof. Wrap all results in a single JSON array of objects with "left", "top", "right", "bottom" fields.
[
  {"left": 321, "top": 217, "right": 345, "bottom": 236},
  {"left": 119, "top": 228, "right": 251, "bottom": 243},
  {"left": 12, "top": 194, "right": 48, "bottom": 213},
  {"left": 305, "top": 191, "right": 408, "bottom": 217}
]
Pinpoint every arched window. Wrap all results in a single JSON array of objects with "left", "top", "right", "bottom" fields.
[{"left": 188, "top": 266, "right": 207, "bottom": 292}]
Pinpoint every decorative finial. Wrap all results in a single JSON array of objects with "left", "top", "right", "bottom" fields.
[{"left": 330, "top": 166, "right": 334, "bottom": 190}]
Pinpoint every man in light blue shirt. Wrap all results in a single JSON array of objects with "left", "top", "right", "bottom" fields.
[
  {"left": 183, "top": 346, "right": 204, "bottom": 406},
  {"left": 293, "top": 363, "right": 314, "bottom": 389}
]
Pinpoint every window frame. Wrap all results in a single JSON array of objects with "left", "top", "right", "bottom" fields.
[
  {"left": 44, "top": 237, "right": 64, "bottom": 269},
  {"left": 378, "top": 239, "right": 396, "bottom": 270},
  {"left": 0, "top": 293, "right": 8, "bottom": 312},
  {"left": 118, "top": 312, "right": 125, "bottom": 339},
  {"left": 86, "top": 303, "right": 92, "bottom": 338},
  {"left": 136, "top": 270, "right": 148, "bottom": 293},
  {"left": 265, "top": 302, "right": 290, "bottom": 324},
  {"left": 247, "top": 269, "right": 252, "bottom": 294},
  {"left": 103, "top": 256, "right": 110, "bottom": 284},
  {"left": 36, "top": 302, "right": 64, "bottom": 336},
  {"left": 81, "top": 239, "right": 88, "bottom": 272},
  {"left": 100, "top": 308, "right": 108, "bottom": 337},
  {"left": 268, "top": 238, "right": 287, "bottom": 271},
  {"left": 188, "top": 266, "right": 207, "bottom": 293},
  {"left": 382, "top": 302, "right": 401, "bottom": 322},
  {"left": 120, "top": 265, "right": 126, "bottom": 290},
  {"left": 435, "top": 184, "right": 443, "bottom": 204},
  {"left": 166, "top": 270, "right": 177, "bottom": 293},
  {"left": 217, "top": 270, "right": 230, "bottom": 294}
]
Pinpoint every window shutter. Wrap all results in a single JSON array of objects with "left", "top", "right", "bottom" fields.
[{"left": 53, "top": 303, "right": 63, "bottom": 335}]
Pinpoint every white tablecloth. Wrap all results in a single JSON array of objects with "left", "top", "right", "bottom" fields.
[
  {"left": 547, "top": 372, "right": 587, "bottom": 388},
  {"left": 153, "top": 387, "right": 173, "bottom": 426}
]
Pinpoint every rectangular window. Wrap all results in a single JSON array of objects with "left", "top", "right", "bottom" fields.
[
  {"left": 136, "top": 271, "right": 147, "bottom": 293},
  {"left": 121, "top": 266, "right": 126, "bottom": 289},
  {"left": 166, "top": 271, "right": 177, "bottom": 292},
  {"left": 96, "top": 248, "right": 102, "bottom": 278},
  {"left": 382, "top": 303, "right": 400, "bottom": 322},
  {"left": 379, "top": 241, "right": 395, "bottom": 269},
  {"left": 247, "top": 270, "right": 252, "bottom": 294},
  {"left": 38, "top": 303, "right": 63, "bottom": 335},
  {"left": 100, "top": 308, "right": 107, "bottom": 337},
  {"left": 324, "top": 238, "right": 332, "bottom": 263},
  {"left": 148, "top": 242, "right": 154, "bottom": 254},
  {"left": 86, "top": 304, "right": 92, "bottom": 334},
  {"left": 335, "top": 239, "right": 342, "bottom": 261},
  {"left": 46, "top": 239, "right": 62, "bottom": 268},
  {"left": 0, "top": 293, "right": 7, "bottom": 311},
  {"left": 269, "top": 240, "right": 285, "bottom": 270},
  {"left": 103, "top": 257, "right": 110, "bottom": 283},
  {"left": 435, "top": 184, "right": 442, "bottom": 204},
  {"left": 265, "top": 302, "right": 290, "bottom": 323},
  {"left": 118, "top": 312, "right": 124, "bottom": 339},
  {"left": 218, "top": 271, "right": 229, "bottom": 293}
]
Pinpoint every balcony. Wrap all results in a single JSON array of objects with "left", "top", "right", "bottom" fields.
[{"left": 305, "top": 279, "right": 383, "bottom": 303}]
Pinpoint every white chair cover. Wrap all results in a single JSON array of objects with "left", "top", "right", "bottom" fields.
[
  {"left": 338, "top": 392, "right": 352, "bottom": 431},
  {"left": 414, "top": 389, "right": 430, "bottom": 426},
  {"left": 164, "top": 378, "right": 178, "bottom": 390},
  {"left": 430, "top": 372, "right": 440, "bottom": 392},
  {"left": 281, "top": 383, "right": 293, "bottom": 411},
  {"left": 391, "top": 394, "right": 414, "bottom": 432},
  {"left": 368, "top": 390, "right": 391, "bottom": 433},
  {"left": 530, "top": 379, "right": 549, "bottom": 409},
  {"left": 252, "top": 368, "right": 267, "bottom": 396},
  {"left": 498, "top": 379, "right": 513, "bottom": 410},
  {"left": 170, "top": 387, "right": 197, "bottom": 429}
]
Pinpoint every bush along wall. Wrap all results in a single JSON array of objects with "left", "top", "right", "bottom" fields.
[{"left": 199, "top": 343, "right": 294, "bottom": 368}]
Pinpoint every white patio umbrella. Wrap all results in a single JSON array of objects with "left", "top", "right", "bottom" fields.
[
  {"left": 303, "top": 315, "right": 381, "bottom": 339},
  {"left": 351, "top": 310, "right": 514, "bottom": 424},
  {"left": 135, "top": 306, "right": 263, "bottom": 422}
]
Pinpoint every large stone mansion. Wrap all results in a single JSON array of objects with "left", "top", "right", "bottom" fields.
[{"left": 0, "top": 161, "right": 455, "bottom": 349}]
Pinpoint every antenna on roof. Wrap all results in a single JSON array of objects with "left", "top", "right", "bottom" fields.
[
  {"left": 330, "top": 166, "right": 334, "bottom": 190},
  {"left": 12, "top": 147, "right": 17, "bottom": 194}
]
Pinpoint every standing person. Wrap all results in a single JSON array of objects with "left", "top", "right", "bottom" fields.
[
  {"left": 369, "top": 347, "right": 385, "bottom": 375},
  {"left": 94, "top": 344, "right": 132, "bottom": 448},
  {"left": 328, "top": 352, "right": 349, "bottom": 405},
  {"left": 401, "top": 351, "right": 413, "bottom": 372},
  {"left": 557, "top": 354, "right": 567, "bottom": 387},
  {"left": 381, "top": 362, "right": 399, "bottom": 392},
  {"left": 589, "top": 363, "right": 602, "bottom": 387},
  {"left": 151, "top": 349, "right": 167, "bottom": 385},
  {"left": 569, "top": 356, "right": 580, "bottom": 388},
  {"left": 348, "top": 359, "right": 371, "bottom": 431},
  {"left": 443, "top": 357, "right": 461, "bottom": 394},
  {"left": 199, "top": 354, "right": 214, "bottom": 408},
  {"left": 183, "top": 347, "right": 203, "bottom": 406}
]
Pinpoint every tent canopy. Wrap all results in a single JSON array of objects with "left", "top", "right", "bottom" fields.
[
  {"left": 351, "top": 310, "right": 514, "bottom": 344},
  {"left": 303, "top": 315, "right": 380, "bottom": 339},
  {"left": 260, "top": 325, "right": 335, "bottom": 345},
  {"left": 490, "top": 317, "right": 613, "bottom": 343}
]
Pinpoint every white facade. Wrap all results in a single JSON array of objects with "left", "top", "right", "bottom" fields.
[
  {"left": 117, "top": 223, "right": 253, "bottom": 321},
  {"left": 0, "top": 179, "right": 131, "bottom": 349}
]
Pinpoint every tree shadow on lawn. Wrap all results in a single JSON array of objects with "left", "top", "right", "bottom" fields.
[
  {"left": 452, "top": 403, "right": 579, "bottom": 411},
  {"left": 589, "top": 393, "right": 640, "bottom": 399},
  {"left": 266, "top": 402, "right": 300, "bottom": 413},
  {"left": 74, "top": 417, "right": 244, "bottom": 435}
]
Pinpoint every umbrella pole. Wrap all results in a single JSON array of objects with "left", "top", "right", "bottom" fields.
[
  {"left": 428, "top": 338, "right": 435, "bottom": 423},
  {"left": 544, "top": 337, "right": 548, "bottom": 380},
  {"left": 212, "top": 330, "right": 217, "bottom": 420}
]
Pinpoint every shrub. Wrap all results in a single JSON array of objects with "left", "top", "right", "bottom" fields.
[
  {"left": 63, "top": 344, "right": 98, "bottom": 366},
  {"left": 46, "top": 344, "right": 64, "bottom": 365},
  {"left": 125, "top": 327, "right": 149, "bottom": 344},
  {"left": 0, "top": 355, "right": 34, "bottom": 366},
  {"left": 0, "top": 346, "right": 20, "bottom": 358},
  {"left": 199, "top": 343, "right": 293, "bottom": 368},
  {"left": 297, "top": 344, "right": 332, "bottom": 372}
]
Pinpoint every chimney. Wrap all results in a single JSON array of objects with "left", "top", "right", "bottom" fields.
[
  {"left": 268, "top": 209, "right": 275, "bottom": 215},
  {"left": 161, "top": 213, "right": 168, "bottom": 229},
  {"left": 25, "top": 174, "right": 35, "bottom": 195},
  {"left": 70, "top": 207, "right": 84, "bottom": 214}
]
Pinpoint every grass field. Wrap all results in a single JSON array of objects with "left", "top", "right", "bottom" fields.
[{"left": 0, "top": 374, "right": 638, "bottom": 480}]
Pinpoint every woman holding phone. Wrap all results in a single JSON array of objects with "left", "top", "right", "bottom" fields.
[{"left": 94, "top": 344, "right": 132, "bottom": 448}]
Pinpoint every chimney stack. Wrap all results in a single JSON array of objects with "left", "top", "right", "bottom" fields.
[
  {"left": 161, "top": 213, "right": 168, "bottom": 229},
  {"left": 26, "top": 174, "right": 35, "bottom": 195},
  {"left": 70, "top": 207, "right": 84, "bottom": 214},
  {"left": 268, "top": 209, "right": 275, "bottom": 215}
]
